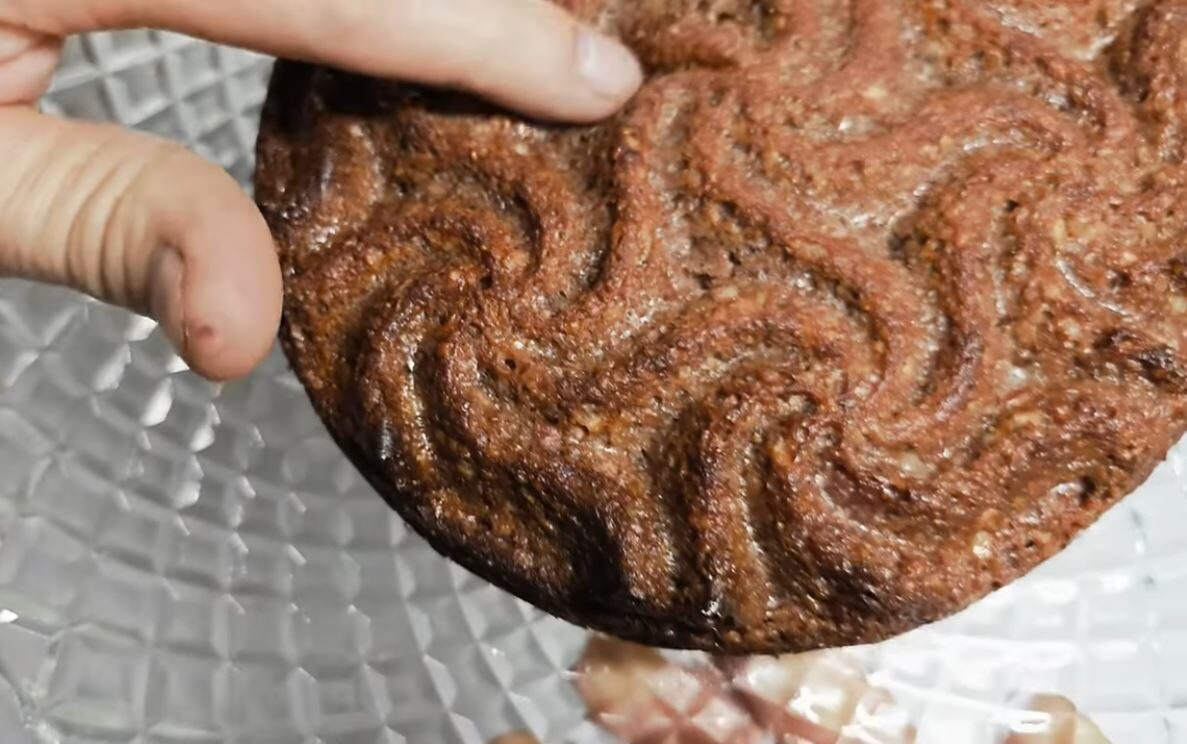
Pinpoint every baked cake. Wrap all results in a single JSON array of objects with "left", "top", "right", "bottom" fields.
[{"left": 255, "top": 0, "right": 1187, "bottom": 653}]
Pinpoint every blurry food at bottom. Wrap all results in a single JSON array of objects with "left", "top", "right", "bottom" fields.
[
  {"left": 489, "top": 733, "right": 545, "bottom": 744},
  {"left": 575, "top": 636, "right": 759, "bottom": 743},
  {"left": 574, "top": 636, "right": 914, "bottom": 743},
  {"left": 484, "top": 636, "right": 1111, "bottom": 744},
  {"left": 1002, "top": 694, "right": 1111, "bottom": 744}
]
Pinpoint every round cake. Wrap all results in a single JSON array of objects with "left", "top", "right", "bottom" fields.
[{"left": 255, "top": 0, "right": 1187, "bottom": 653}]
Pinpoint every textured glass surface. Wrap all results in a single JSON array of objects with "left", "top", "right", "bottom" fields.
[{"left": 0, "top": 30, "right": 1183, "bottom": 743}]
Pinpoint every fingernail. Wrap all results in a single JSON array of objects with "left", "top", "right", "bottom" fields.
[
  {"left": 575, "top": 27, "right": 643, "bottom": 100},
  {"left": 148, "top": 245, "right": 186, "bottom": 351}
]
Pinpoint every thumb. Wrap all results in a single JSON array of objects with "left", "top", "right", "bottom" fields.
[{"left": 0, "top": 108, "right": 282, "bottom": 380}]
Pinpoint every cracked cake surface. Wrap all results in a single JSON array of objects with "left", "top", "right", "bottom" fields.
[{"left": 256, "top": 0, "right": 1187, "bottom": 653}]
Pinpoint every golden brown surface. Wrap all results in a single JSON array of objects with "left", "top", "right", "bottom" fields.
[{"left": 256, "top": 0, "right": 1187, "bottom": 653}]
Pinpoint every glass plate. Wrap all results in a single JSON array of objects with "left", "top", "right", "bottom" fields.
[{"left": 0, "top": 30, "right": 1183, "bottom": 744}]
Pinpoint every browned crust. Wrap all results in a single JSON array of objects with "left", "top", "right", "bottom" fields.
[{"left": 255, "top": 0, "right": 1187, "bottom": 654}]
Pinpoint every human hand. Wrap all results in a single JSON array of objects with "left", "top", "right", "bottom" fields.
[{"left": 0, "top": 0, "right": 642, "bottom": 379}]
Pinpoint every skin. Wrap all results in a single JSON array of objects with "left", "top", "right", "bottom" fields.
[{"left": 0, "top": 0, "right": 642, "bottom": 379}]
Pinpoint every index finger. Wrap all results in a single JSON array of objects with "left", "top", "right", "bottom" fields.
[{"left": 8, "top": 0, "right": 643, "bottom": 122}]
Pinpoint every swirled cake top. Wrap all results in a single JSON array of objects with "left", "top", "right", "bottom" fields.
[{"left": 257, "top": 0, "right": 1187, "bottom": 653}]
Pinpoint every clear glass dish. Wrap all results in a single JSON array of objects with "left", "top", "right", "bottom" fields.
[{"left": 0, "top": 30, "right": 1183, "bottom": 744}]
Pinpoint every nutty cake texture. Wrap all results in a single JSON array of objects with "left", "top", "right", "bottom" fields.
[{"left": 256, "top": 0, "right": 1187, "bottom": 653}]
